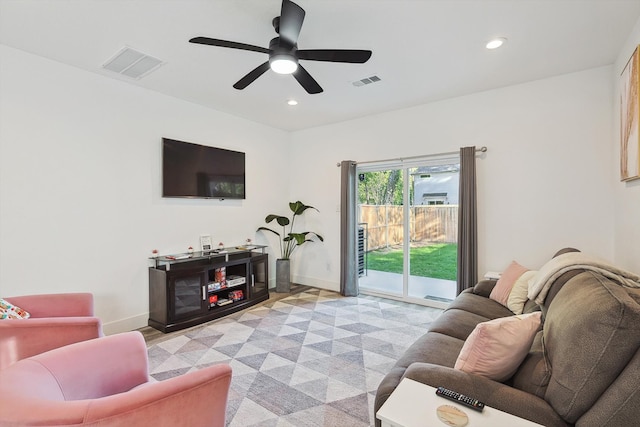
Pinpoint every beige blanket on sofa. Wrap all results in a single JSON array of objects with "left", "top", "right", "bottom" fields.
[{"left": 528, "top": 252, "right": 640, "bottom": 304}]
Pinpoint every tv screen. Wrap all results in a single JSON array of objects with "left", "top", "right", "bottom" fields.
[{"left": 162, "top": 138, "right": 246, "bottom": 199}]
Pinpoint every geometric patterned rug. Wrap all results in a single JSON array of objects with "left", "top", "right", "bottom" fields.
[{"left": 146, "top": 288, "right": 443, "bottom": 426}]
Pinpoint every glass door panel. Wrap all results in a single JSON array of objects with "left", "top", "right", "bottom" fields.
[
  {"left": 407, "top": 165, "right": 459, "bottom": 303},
  {"left": 357, "top": 168, "right": 404, "bottom": 297}
]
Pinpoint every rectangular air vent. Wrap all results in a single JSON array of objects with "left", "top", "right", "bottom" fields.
[
  {"left": 102, "top": 47, "right": 163, "bottom": 79},
  {"left": 352, "top": 75, "right": 381, "bottom": 87}
]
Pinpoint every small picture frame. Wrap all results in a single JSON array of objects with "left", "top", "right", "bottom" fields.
[{"left": 200, "top": 234, "right": 213, "bottom": 252}]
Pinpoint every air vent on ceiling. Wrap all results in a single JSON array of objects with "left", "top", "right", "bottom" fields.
[
  {"left": 352, "top": 75, "right": 381, "bottom": 87},
  {"left": 102, "top": 47, "right": 164, "bottom": 79}
]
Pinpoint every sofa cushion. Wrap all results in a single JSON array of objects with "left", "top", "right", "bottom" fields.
[
  {"left": 543, "top": 271, "right": 640, "bottom": 423},
  {"left": 447, "top": 291, "right": 514, "bottom": 320},
  {"left": 394, "top": 331, "right": 465, "bottom": 370},
  {"left": 454, "top": 312, "right": 542, "bottom": 381},
  {"left": 490, "top": 261, "right": 529, "bottom": 306},
  {"left": 428, "top": 309, "right": 498, "bottom": 342}
]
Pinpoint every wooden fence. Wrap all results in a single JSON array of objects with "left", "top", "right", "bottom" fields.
[{"left": 359, "top": 205, "right": 458, "bottom": 250}]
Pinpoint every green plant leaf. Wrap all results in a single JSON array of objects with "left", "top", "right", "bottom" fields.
[
  {"left": 276, "top": 216, "right": 290, "bottom": 226},
  {"left": 290, "top": 201, "right": 318, "bottom": 215},
  {"left": 257, "top": 227, "right": 280, "bottom": 237}
]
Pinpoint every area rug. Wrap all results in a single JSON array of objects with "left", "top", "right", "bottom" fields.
[{"left": 146, "top": 288, "right": 442, "bottom": 426}]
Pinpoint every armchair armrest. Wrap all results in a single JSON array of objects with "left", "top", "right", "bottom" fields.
[
  {"left": 84, "top": 363, "right": 233, "bottom": 426},
  {"left": 6, "top": 293, "right": 95, "bottom": 317},
  {"left": 0, "top": 317, "right": 103, "bottom": 370},
  {"left": 403, "top": 363, "right": 566, "bottom": 427}
]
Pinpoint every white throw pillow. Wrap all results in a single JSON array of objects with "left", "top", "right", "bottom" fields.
[{"left": 507, "top": 270, "right": 538, "bottom": 315}]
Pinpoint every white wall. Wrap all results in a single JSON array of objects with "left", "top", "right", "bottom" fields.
[
  {"left": 613, "top": 16, "right": 640, "bottom": 275},
  {"left": 0, "top": 45, "right": 291, "bottom": 333},
  {"left": 289, "top": 66, "right": 616, "bottom": 291}
]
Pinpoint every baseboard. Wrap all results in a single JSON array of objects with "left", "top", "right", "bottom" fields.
[
  {"left": 102, "top": 313, "right": 148, "bottom": 335},
  {"left": 290, "top": 274, "right": 339, "bottom": 292}
]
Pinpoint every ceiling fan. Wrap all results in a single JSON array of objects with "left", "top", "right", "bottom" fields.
[{"left": 189, "top": 0, "right": 372, "bottom": 94}]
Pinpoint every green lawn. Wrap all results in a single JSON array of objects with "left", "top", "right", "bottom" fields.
[{"left": 366, "top": 243, "right": 457, "bottom": 281}]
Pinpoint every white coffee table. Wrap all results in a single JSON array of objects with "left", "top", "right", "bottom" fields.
[{"left": 376, "top": 378, "right": 544, "bottom": 427}]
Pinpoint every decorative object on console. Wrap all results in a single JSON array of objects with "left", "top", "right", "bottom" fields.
[
  {"left": 200, "top": 234, "right": 213, "bottom": 252},
  {"left": 620, "top": 44, "right": 640, "bottom": 182},
  {"left": 257, "top": 200, "right": 324, "bottom": 292}
]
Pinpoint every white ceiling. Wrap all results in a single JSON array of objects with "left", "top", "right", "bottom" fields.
[{"left": 1, "top": 0, "right": 639, "bottom": 131}]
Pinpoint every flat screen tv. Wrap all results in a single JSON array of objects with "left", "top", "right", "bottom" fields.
[{"left": 162, "top": 138, "right": 246, "bottom": 199}]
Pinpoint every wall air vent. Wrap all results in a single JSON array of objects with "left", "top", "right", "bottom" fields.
[
  {"left": 102, "top": 47, "right": 164, "bottom": 79},
  {"left": 352, "top": 75, "right": 381, "bottom": 87}
]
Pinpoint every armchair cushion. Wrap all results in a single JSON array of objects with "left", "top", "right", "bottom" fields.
[{"left": 0, "top": 331, "right": 233, "bottom": 426}]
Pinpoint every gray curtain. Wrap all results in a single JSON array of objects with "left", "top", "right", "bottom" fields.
[
  {"left": 457, "top": 146, "right": 478, "bottom": 294},
  {"left": 340, "top": 160, "right": 358, "bottom": 296}
]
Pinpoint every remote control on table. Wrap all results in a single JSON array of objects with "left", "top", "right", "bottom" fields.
[{"left": 435, "top": 386, "right": 485, "bottom": 412}]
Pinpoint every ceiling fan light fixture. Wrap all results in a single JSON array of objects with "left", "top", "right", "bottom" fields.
[
  {"left": 269, "top": 54, "right": 298, "bottom": 74},
  {"left": 486, "top": 37, "right": 507, "bottom": 50}
]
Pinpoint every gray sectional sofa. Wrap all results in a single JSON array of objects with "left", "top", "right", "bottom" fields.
[{"left": 374, "top": 249, "right": 640, "bottom": 426}]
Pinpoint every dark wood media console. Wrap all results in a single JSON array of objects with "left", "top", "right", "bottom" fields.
[{"left": 148, "top": 246, "right": 269, "bottom": 333}]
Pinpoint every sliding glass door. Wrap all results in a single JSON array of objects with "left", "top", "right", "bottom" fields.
[{"left": 357, "top": 160, "right": 459, "bottom": 308}]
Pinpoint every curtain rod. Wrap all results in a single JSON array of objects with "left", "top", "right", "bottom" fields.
[{"left": 336, "top": 146, "right": 487, "bottom": 167}]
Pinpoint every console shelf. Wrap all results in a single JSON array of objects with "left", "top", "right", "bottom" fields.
[{"left": 148, "top": 246, "right": 269, "bottom": 333}]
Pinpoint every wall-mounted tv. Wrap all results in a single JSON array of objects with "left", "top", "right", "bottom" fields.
[{"left": 162, "top": 138, "right": 246, "bottom": 199}]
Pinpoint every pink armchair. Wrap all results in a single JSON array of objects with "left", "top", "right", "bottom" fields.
[
  {"left": 0, "top": 293, "right": 103, "bottom": 370},
  {"left": 0, "top": 331, "right": 233, "bottom": 426}
]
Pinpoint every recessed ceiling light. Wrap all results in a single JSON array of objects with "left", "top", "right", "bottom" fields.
[
  {"left": 287, "top": 99, "right": 298, "bottom": 106},
  {"left": 486, "top": 37, "right": 507, "bottom": 50}
]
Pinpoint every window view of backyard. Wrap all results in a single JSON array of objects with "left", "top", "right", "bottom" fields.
[
  {"left": 366, "top": 243, "right": 457, "bottom": 281},
  {"left": 357, "top": 166, "right": 459, "bottom": 302}
]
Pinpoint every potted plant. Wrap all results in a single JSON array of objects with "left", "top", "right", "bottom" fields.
[{"left": 257, "top": 201, "right": 324, "bottom": 292}]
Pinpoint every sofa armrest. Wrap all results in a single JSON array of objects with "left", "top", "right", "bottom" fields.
[
  {"left": 403, "top": 363, "right": 568, "bottom": 427},
  {"left": 6, "top": 293, "right": 95, "bottom": 317},
  {"left": 471, "top": 279, "right": 497, "bottom": 298},
  {"left": 0, "top": 317, "right": 103, "bottom": 370}
]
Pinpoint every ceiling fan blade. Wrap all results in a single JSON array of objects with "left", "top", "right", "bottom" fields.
[
  {"left": 278, "top": 0, "right": 305, "bottom": 46},
  {"left": 233, "top": 61, "right": 271, "bottom": 90},
  {"left": 293, "top": 65, "right": 323, "bottom": 94},
  {"left": 297, "top": 49, "right": 372, "bottom": 63},
  {"left": 189, "top": 37, "right": 269, "bottom": 54}
]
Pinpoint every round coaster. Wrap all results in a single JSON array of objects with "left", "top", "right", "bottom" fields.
[{"left": 436, "top": 404, "right": 469, "bottom": 427}]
